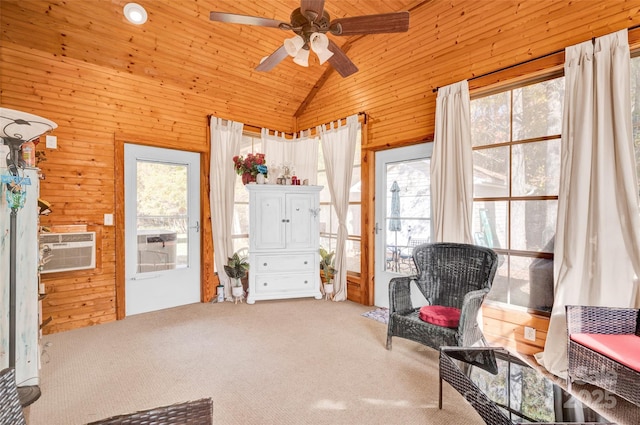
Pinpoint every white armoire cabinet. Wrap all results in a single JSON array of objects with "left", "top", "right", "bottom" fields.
[
  {"left": 0, "top": 167, "right": 40, "bottom": 389},
  {"left": 246, "top": 184, "right": 323, "bottom": 304}
]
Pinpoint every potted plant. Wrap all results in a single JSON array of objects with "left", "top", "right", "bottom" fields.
[
  {"left": 319, "top": 247, "right": 336, "bottom": 298},
  {"left": 223, "top": 251, "right": 249, "bottom": 300}
]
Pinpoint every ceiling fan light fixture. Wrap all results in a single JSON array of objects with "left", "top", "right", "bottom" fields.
[
  {"left": 284, "top": 35, "right": 305, "bottom": 57},
  {"left": 310, "top": 32, "right": 334, "bottom": 65},
  {"left": 293, "top": 48, "right": 310, "bottom": 67},
  {"left": 124, "top": 3, "right": 148, "bottom": 25}
]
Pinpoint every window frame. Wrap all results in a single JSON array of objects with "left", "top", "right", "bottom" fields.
[{"left": 471, "top": 75, "right": 563, "bottom": 315}]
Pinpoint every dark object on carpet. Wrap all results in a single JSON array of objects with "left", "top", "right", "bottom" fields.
[
  {"left": 362, "top": 307, "right": 389, "bottom": 324},
  {"left": 387, "top": 243, "right": 498, "bottom": 351}
]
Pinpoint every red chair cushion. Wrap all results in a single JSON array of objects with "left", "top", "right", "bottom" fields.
[
  {"left": 419, "top": 305, "right": 461, "bottom": 328},
  {"left": 571, "top": 333, "right": 640, "bottom": 372}
]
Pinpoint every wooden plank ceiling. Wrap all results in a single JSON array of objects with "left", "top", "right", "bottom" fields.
[{"left": 1, "top": 0, "right": 417, "bottom": 131}]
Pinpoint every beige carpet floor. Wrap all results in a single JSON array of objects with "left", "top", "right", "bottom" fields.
[
  {"left": 24, "top": 299, "right": 485, "bottom": 425},
  {"left": 22, "top": 298, "right": 639, "bottom": 424}
]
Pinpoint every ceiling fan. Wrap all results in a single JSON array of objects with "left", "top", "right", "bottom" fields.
[{"left": 209, "top": 0, "right": 410, "bottom": 78}]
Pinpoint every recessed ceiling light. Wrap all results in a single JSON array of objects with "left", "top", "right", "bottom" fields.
[{"left": 124, "top": 3, "right": 147, "bottom": 25}]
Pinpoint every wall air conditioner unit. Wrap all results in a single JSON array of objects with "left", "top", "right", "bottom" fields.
[{"left": 39, "top": 232, "right": 96, "bottom": 273}]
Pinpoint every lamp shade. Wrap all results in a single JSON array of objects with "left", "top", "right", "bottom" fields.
[
  {"left": 284, "top": 35, "right": 305, "bottom": 57},
  {"left": 293, "top": 48, "right": 310, "bottom": 67},
  {"left": 310, "top": 33, "right": 334, "bottom": 65},
  {"left": 0, "top": 108, "right": 57, "bottom": 142}
]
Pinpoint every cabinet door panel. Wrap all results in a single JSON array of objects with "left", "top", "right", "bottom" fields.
[
  {"left": 287, "top": 194, "right": 316, "bottom": 249},
  {"left": 253, "top": 192, "right": 285, "bottom": 249}
]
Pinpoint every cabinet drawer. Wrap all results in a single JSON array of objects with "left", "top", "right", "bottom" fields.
[
  {"left": 254, "top": 273, "right": 316, "bottom": 294},
  {"left": 254, "top": 254, "right": 315, "bottom": 272}
]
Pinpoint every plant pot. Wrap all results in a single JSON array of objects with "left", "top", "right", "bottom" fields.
[
  {"left": 232, "top": 286, "right": 243, "bottom": 297},
  {"left": 324, "top": 282, "right": 334, "bottom": 300},
  {"left": 256, "top": 173, "right": 266, "bottom": 184},
  {"left": 242, "top": 173, "right": 256, "bottom": 185}
]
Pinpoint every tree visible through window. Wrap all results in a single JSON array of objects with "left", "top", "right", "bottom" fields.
[{"left": 471, "top": 77, "right": 563, "bottom": 313}]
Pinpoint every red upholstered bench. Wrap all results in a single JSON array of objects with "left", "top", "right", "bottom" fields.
[
  {"left": 570, "top": 333, "right": 640, "bottom": 373},
  {"left": 566, "top": 305, "right": 640, "bottom": 406}
]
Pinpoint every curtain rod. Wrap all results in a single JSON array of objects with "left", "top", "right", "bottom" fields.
[
  {"left": 431, "top": 24, "right": 640, "bottom": 93},
  {"left": 207, "top": 112, "right": 367, "bottom": 138}
]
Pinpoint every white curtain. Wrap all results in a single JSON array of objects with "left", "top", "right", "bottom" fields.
[
  {"left": 431, "top": 80, "right": 474, "bottom": 244},
  {"left": 317, "top": 114, "right": 360, "bottom": 301},
  {"left": 536, "top": 30, "right": 640, "bottom": 377},
  {"left": 209, "top": 116, "right": 244, "bottom": 299},
  {"left": 262, "top": 129, "right": 319, "bottom": 184}
]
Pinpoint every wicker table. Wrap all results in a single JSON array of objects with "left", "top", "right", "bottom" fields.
[{"left": 439, "top": 347, "right": 614, "bottom": 425}]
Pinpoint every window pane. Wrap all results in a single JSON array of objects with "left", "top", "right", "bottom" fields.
[
  {"left": 473, "top": 147, "right": 509, "bottom": 198},
  {"left": 512, "top": 139, "right": 560, "bottom": 196},
  {"left": 345, "top": 239, "right": 361, "bottom": 273},
  {"left": 353, "top": 132, "right": 362, "bottom": 166},
  {"left": 510, "top": 200, "right": 557, "bottom": 252},
  {"left": 347, "top": 204, "right": 361, "bottom": 236},
  {"left": 350, "top": 166, "right": 361, "bottom": 202},
  {"left": 317, "top": 171, "right": 331, "bottom": 203},
  {"left": 472, "top": 201, "right": 508, "bottom": 249},
  {"left": 512, "top": 78, "right": 564, "bottom": 141},
  {"left": 486, "top": 254, "right": 508, "bottom": 304},
  {"left": 232, "top": 204, "right": 248, "bottom": 236},
  {"left": 527, "top": 254, "right": 554, "bottom": 312},
  {"left": 136, "top": 161, "right": 188, "bottom": 271},
  {"left": 471, "top": 91, "right": 511, "bottom": 147}
]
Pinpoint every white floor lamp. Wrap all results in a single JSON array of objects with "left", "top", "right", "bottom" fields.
[{"left": 1, "top": 107, "right": 57, "bottom": 406}]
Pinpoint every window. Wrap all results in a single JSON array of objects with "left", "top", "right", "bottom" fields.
[
  {"left": 231, "top": 130, "right": 363, "bottom": 275},
  {"left": 471, "top": 77, "right": 563, "bottom": 313},
  {"left": 231, "top": 133, "right": 261, "bottom": 254},
  {"left": 318, "top": 130, "right": 362, "bottom": 274}
]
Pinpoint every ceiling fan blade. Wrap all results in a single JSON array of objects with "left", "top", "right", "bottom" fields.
[
  {"left": 300, "top": 0, "right": 325, "bottom": 21},
  {"left": 327, "top": 40, "right": 358, "bottom": 78},
  {"left": 209, "top": 11, "right": 286, "bottom": 29},
  {"left": 255, "top": 45, "right": 289, "bottom": 72},
  {"left": 330, "top": 11, "right": 410, "bottom": 36}
]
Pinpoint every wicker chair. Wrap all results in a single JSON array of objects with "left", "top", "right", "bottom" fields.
[
  {"left": 386, "top": 242, "right": 498, "bottom": 351},
  {"left": 0, "top": 367, "right": 213, "bottom": 425},
  {"left": 566, "top": 305, "right": 640, "bottom": 406}
]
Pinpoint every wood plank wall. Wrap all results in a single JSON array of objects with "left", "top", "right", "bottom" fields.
[
  {"left": 0, "top": 43, "right": 294, "bottom": 334},
  {"left": 2, "top": 0, "right": 640, "bottom": 340},
  {"left": 297, "top": 1, "right": 640, "bottom": 351}
]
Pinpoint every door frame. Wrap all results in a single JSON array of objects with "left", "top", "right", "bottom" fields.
[{"left": 114, "top": 134, "right": 215, "bottom": 319}]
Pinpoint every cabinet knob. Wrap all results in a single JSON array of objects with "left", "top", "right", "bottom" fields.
[
  {"left": 304, "top": 280, "right": 308, "bottom": 284},
  {"left": 263, "top": 263, "right": 267, "bottom": 267},
  {"left": 304, "top": 261, "right": 307, "bottom": 265},
  {"left": 263, "top": 282, "right": 268, "bottom": 286}
]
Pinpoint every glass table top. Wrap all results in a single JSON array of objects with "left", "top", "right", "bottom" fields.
[{"left": 441, "top": 347, "right": 613, "bottom": 423}]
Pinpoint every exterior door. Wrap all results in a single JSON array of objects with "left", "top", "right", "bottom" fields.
[
  {"left": 124, "top": 144, "right": 201, "bottom": 316},
  {"left": 374, "top": 143, "right": 433, "bottom": 308}
]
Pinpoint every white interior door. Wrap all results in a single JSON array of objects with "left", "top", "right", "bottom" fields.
[
  {"left": 124, "top": 144, "right": 201, "bottom": 316},
  {"left": 374, "top": 143, "right": 433, "bottom": 308}
]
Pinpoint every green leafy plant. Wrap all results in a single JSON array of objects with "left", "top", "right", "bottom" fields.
[
  {"left": 223, "top": 252, "right": 249, "bottom": 286},
  {"left": 319, "top": 247, "right": 336, "bottom": 283}
]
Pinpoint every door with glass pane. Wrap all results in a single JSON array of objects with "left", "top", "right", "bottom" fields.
[
  {"left": 124, "top": 144, "right": 201, "bottom": 316},
  {"left": 374, "top": 144, "right": 432, "bottom": 308}
]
